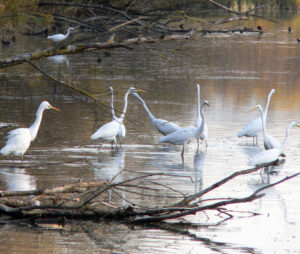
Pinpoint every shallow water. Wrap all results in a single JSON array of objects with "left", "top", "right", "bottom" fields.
[{"left": 0, "top": 11, "right": 300, "bottom": 253}]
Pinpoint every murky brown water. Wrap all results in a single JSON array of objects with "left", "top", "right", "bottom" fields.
[{"left": 1, "top": 11, "right": 300, "bottom": 253}]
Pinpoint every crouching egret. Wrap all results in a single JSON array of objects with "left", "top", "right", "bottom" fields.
[
  {"left": 195, "top": 84, "right": 208, "bottom": 148},
  {"left": 159, "top": 100, "right": 210, "bottom": 161},
  {"left": 131, "top": 93, "right": 180, "bottom": 136},
  {"left": 248, "top": 121, "right": 300, "bottom": 166},
  {"left": 109, "top": 86, "right": 126, "bottom": 146},
  {"left": 91, "top": 87, "right": 145, "bottom": 149},
  {"left": 250, "top": 105, "right": 281, "bottom": 150},
  {"left": 238, "top": 89, "right": 275, "bottom": 145},
  {"left": 0, "top": 101, "right": 60, "bottom": 158},
  {"left": 47, "top": 27, "right": 75, "bottom": 42}
]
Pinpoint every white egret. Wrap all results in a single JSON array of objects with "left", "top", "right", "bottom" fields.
[
  {"left": 248, "top": 121, "right": 300, "bottom": 166},
  {"left": 47, "top": 27, "right": 75, "bottom": 42},
  {"left": 250, "top": 105, "right": 281, "bottom": 150},
  {"left": 91, "top": 87, "right": 144, "bottom": 149},
  {"left": 195, "top": 84, "right": 208, "bottom": 148},
  {"left": 237, "top": 89, "right": 275, "bottom": 145},
  {"left": 159, "top": 100, "right": 210, "bottom": 161},
  {"left": 0, "top": 101, "right": 60, "bottom": 158},
  {"left": 131, "top": 93, "right": 180, "bottom": 136},
  {"left": 109, "top": 86, "right": 126, "bottom": 146}
]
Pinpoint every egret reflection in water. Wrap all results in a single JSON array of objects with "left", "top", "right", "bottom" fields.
[
  {"left": 1, "top": 168, "right": 36, "bottom": 191},
  {"left": 90, "top": 149, "right": 125, "bottom": 182},
  {"left": 194, "top": 151, "right": 205, "bottom": 196}
]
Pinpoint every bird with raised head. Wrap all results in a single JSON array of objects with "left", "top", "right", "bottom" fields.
[
  {"left": 0, "top": 101, "right": 60, "bottom": 158},
  {"left": 159, "top": 100, "right": 210, "bottom": 161},
  {"left": 248, "top": 121, "right": 300, "bottom": 166},
  {"left": 237, "top": 89, "right": 275, "bottom": 145},
  {"left": 91, "top": 87, "right": 145, "bottom": 149}
]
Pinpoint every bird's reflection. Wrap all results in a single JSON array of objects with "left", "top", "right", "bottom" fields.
[
  {"left": 90, "top": 149, "right": 125, "bottom": 182},
  {"left": 194, "top": 151, "right": 206, "bottom": 195},
  {"left": 47, "top": 55, "right": 70, "bottom": 67},
  {"left": 1, "top": 168, "right": 36, "bottom": 191},
  {"left": 90, "top": 149, "right": 126, "bottom": 206}
]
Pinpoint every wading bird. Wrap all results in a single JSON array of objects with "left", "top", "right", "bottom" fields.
[
  {"left": 0, "top": 101, "right": 60, "bottom": 158},
  {"left": 195, "top": 84, "right": 208, "bottom": 148},
  {"left": 237, "top": 89, "right": 275, "bottom": 145},
  {"left": 47, "top": 27, "right": 75, "bottom": 42},
  {"left": 109, "top": 87, "right": 126, "bottom": 146},
  {"left": 91, "top": 87, "right": 145, "bottom": 150},
  {"left": 248, "top": 121, "right": 300, "bottom": 166},
  {"left": 132, "top": 93, "right": 180, "bottom": 136},
  {"left": 250, "top": 105, "right": 281, "bottom": 150},
  {"left": 159, "top": 100, "right": 210, "bottom": 161}
]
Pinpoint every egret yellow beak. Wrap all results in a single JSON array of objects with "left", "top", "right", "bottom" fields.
[
  {"left": 297, "top": 124, "right": 300, "bottom": 128},
  {"left": 51, "top": 106, "right": 61, "bottom": 111},
  {"left": 249, "top": 107, "right": 257, "bottom": 112},
  {"left": 137, "top": 89, "right": 146, "bottom": 93}
]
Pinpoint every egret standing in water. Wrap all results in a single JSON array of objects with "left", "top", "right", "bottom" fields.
[
  {"left": 131, "top": 93, "right": 180, "bottom": 136},
  {"left": 0, "top": 101, "right": 60, "bottom": 158},
  {"left": 195, "top": 84, "right": 208, "bottom": 148},
  {"left": 248, "top": 121, "right": 300, "bottom": 166},
  {"left": 237, "top": 89, "right": 275, "bottom": 145},
  {"left": 109, "top": 87, "right": 126, "bottom": 146},
  {"left": 159, "top": 100, "right": 210, "bottom": 161},
  {"left": 91, "top": 87, "right": 145, "bottom": 150},
  {"left": 250, "top": 105, "right": 281, "bottom": 150},
  {"left": 47, "top": 27, "right": 75, "bottom": 42}
]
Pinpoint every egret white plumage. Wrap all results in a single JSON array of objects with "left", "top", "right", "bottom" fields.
[
  {"left": 238, "top": 89, "right": 275, "bottom": 145},
  {"left": 194, "top": 84, "right": 208, "bottom": 148},
  {"left": 109, "top": 86, "right": 126, "bottom": 146},
  {"left": 132, "top": 93, "right": 180, "bottom": 135},
  {"left": 91, "top": 87, "right": 144, "bottom": 149},
  {"left": 250, "top": 105, "right": 281, "bottom": 150},
  {"left": 159, "top": 100, "right": 210, "bottom": 161},
  {"left": 0, "top": 101, "right": 60, "bottom": 158},
  {"left": 47, "top": 27, "right": 75, "bottom": 42},
  {"left": 248, "top": 121, "right": 300, "bottom": 166}
]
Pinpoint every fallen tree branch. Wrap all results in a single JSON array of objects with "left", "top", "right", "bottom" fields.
[{"left": 0, "top": 31, "right": 194, "bottom": 69}]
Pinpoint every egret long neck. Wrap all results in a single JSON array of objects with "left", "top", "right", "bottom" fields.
[
  {"left": 264, "top": 91, "right": 273, "bottom": 120},
  {"left": 64, "top": 29, "right": 71, "bottom": 38},
  {"left": 258, "top": 107, "right": 267, "bottom": 138},
  {"left": 28, "top": 105, "right": 45, "bottom": 141},
  {"left": 195, "top": 102, "right": 206, "bottom": 137},
  {"left": 119, "top": 91, "right": 130, "bottom": 122},
  {"left": 136, "top": 95, "right": 155, "bottom": 123},
  {"left": 110, "top": 89, "right": 116, "bottom": 119},
  {"left": 281, "top": 123, "right": 293, "bottom": 149},
  {"left": 197, "top": 85, "right": 200, "bottom": 120}
]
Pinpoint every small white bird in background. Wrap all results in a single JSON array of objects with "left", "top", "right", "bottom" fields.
[
  {"left": 238, "top": 88, "right": 275, "bottom": 145},
  {"left": 250, "top": 105, "right": 281, "bottom": 151},
  {"left": 195, "top": 84, "right": 208, "bottom": 148},
  {"left": 248, "top": 121, "right": 300, "bottom": 167},
  {"left": 159, "top": 100, "right": 210, "bottom": 161},
  {"left": 47, "top": 27, "right": 75, "bottom": 42},
  {"left": 132, "top": 92, "right": 180, "bottom": 136},
  {"left": 91, "top": 87, "right": 145, "bottom": 150},
  {"left": 0, "top": 101, "right": 60, "bottom": 158},
  {"left": 109, "top": 86, "right": 126, "bottom": 146}
]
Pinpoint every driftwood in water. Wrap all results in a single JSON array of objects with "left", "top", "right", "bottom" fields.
[{"left": 0, "top": 161, "right": 298, "bottom": 226}]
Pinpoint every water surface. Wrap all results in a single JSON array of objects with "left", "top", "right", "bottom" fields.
[{"left": 0, "top": 11, "right": 300, "bottom": 253}]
